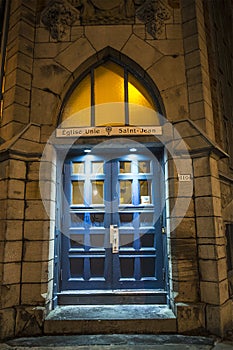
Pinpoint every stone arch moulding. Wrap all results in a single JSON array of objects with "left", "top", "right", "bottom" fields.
[{"left": 56, "top": 46, "right": 167, "bottom": 127}]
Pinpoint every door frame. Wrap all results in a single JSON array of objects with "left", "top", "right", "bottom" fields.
[{"left": 53, "top": 139, "right": 169, "bottom": 306}]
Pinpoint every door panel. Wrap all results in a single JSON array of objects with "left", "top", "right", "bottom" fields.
[{"left": 61, "top": 151, "right": 164, "bottom": 292}]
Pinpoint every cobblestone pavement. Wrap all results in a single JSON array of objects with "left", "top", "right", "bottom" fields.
[{"left": 0, "top": 335, "right": 233, "bottom": 350}]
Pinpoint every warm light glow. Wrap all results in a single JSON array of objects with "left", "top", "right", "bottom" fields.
[
  {"left": 61, "top": 61, "right": 160, "bottom": 127},
  {"left": 95, "top": 62, "right": 125, "bottom": 126},
  {"left": 62, "top": 74, "right": 91, "bottom": 127},
  {"left": 128, "top": 73, "right": 160, "bottom": 125}
]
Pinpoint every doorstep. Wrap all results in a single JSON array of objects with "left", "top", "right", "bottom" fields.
[{"left": 44, "top": 304, "right": 177, "bottom": 334}]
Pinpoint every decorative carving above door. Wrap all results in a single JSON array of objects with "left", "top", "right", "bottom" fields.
[{"left": 41, "top": 0, "right": 171, "bottom": 41}]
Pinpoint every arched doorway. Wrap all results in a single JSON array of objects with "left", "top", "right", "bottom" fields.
[{"left": 54, "top": 58, "right": 168, "bottom": 305}]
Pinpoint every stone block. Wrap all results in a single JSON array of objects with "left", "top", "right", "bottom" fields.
[
  {"left": 15, "top": 306, "right": 44, "bottom": 337},
  {"left": 33, "top": 59, "right": 71, "bottom": 94},
  {"left": 161, "top": 84, "right": 189, "bottom": 120},
  {"left": 24, "top": 220, "right": 51, "bottom": 241},
  {"left": 32, "top": 59, "right": 71, "bottom": 95},
  {"left": 184, "top": 50, "right": 201, "bottom": 70},
  {"left": 2, "top": 262, "right": 21, "bottom": 284},
  {"left": 148, "top": 56, "right": 186, "bottom": 91},
  {"left": 172, "top": 280, "right": 199, "bottom": 302},
  {"left": 22, "top": 125, "right": 40, "bottom": 143},
  {"left": 189, "top": 100, "right": 205, "bottom": 120},
  {"left": 188, "top": 83, "right": 204, "bottom": 103},
  {"left": 0, "top": 220, "right": 6, "bottom": 241},
  {"left": 171, "top": 218, "right": 196, "bottom": 238},
  {"left": 22, "top": 260, "right": 53, "bottom": 283},
  {"left": 0, "top": 308, "right": 15, "bottom": 340},
  {"left": 200, "top": 279, "right": 229, "bottom": 305},
  {"left": 5, "top": 68, "right": 32, "bottom": 92},
  {"left": 0, "top": 121, "right": 25, "bottom": 141},
  {"left": 27, "top": 161, "right": 39, "bottom": 180},
  {"left": 86, "top": 25, "right": 132, "bottom": 52},
  {"left": 21, "top": 283, "right": 48, "bottom": 305},
  {"left": 11, "top": 138, "right": 43, "bottom": 155},
  {"left": 182, "top": 18, "right": 198, "bottom": 38},
  {"left": 30, "top": 88, "right": 59, "bottom": 125},
  {"left": 8, "top": 179, "right": 25, "bottom": 199},
  {"left": 25, "top": 200, "right": 49, "bottom": 220},
  {"left": 149, "top": 39, "right": 184, "bottom": 55},
  {"left": 26, "top": 181, "right": 41, "bottom": 200},
  {"left": 9, "top": 3, "right": 35, "bottom": 27},
  {"left": 122, "top": 34, "right": 162, "bottom": 71},
  {"left": 55, "top": 37, "right": 96, "bottom": 73},
  {"left": 6, "top": 52, "right": 33, "bottom": 74},
  {"left": 165, "top": 24, "right": 182, "bottom": 39},
  {"left": 8, "top": 20, "right": 34, "bottom": 44},
  {"left": 7, "top": 199, "right": 25, "bottom": 220},
  {"left": 0, "top": 200, "right": 7, "bottom": 220},
  {"left": 34, "top": 42, "right": 71, "bottom": 59},
  {"left": 35, "top": 27, "right": 50, "bottom": 42},
  {"left": 2, "top": 103, "right": 30, "bottom": 125},
  {"left": 195, "top": 197, "right": 213, "bottom": 217},
  {"left": 70, "top": 25, "right": 83, "bottom": 41},
  {"left": 3, "top": 85, "right": 30, "bottom": 109},
  {"left": 23, "top": 240, "right": 54, "bottom": 262},
  {"left": 0, "top": 160, "right": 9, "bottom": 180},
  {"left": 169, "top": 197, "right": 194, "bottom": 218},
  {"left": 206, "top": 300, "right": 233, "bottom": 337},
  {"left": 40, "top": 125, "right": 55, "bottom": 143},
  {"left": 9, "top": 159, "right": 26, "bottom": 179},
  {"left": 193, "top": 156, "right": 218, "bottom": 178},
  {"left": 4, "top": 241, "right": 22, "bottom": 263},
  {"left": 181, "top": 2, "right": 196, "bottom": 22},
  {"left": 133, "top": 24, "right": 146, "bottom": 39},
  {"left": 0, "top": 283, "right": 20, "bottom": 308},
  {"left": 0, "top": 180, "right": 7, "bottom": 199},
  {"left": 199, "top": 258, "right": 227, "bottom": 282},
  {"left": 196, "top": 176, "right": 221, "bottom": 198},
  {"left": 7, "top": 35, "right": 34, "bottom": 61},
  {"left": 170, "top": 238, "right": 197, "bottom": 260},
  {"left": 176, "top": 303, "right": 205, "bottom": 334},
  {"left": 187, "top": 66, "right": 203, "bottom": 86},
  {"left": 174, "top": 8, "right": 182, "bottom": 23},
  {"left": 183, "top": 34, "right": 199, "bottom": 53},
  {"left": 172, "top": 259, "right": 198, "bottom": 281},
  {"left": 5, "top": 220, "right": 23, "bottom": 240}
]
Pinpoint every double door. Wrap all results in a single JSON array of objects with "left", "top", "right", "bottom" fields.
[{"left": 60, "top": 149, "right": 165, "bottom": 293}]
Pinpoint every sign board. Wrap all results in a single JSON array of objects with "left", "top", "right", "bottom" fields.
[
  {"left": 178, "top": 174, "right": 191, "bottom": 181},
  {"left": 56, "top": 126, "right": 162, "bottom": 138}
]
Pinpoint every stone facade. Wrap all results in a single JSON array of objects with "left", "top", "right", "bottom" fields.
[{"left": 0, "top": 0, "right": 232, "bottom": 340}]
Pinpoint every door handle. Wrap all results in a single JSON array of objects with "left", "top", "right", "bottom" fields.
[{"left": 110, "top": 225, "right": 119, "bottom": 253}]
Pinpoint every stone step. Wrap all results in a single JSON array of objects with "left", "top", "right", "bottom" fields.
[
  {"left": 44, "top": 305, "right": 177, "bottom": 335},
  {"left": 57, "top": 290, "right": 168, "bottom": 305}
]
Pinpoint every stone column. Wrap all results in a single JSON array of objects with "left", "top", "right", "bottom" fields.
[
  {"left": 194, "top": 154, "right": 232, "bottom": 336},
  {"left": 181, "top": 0, "right": 215, "bottom": 139},
  {"left": 0, "top": 1, "right": 36, "bottom": 141}
]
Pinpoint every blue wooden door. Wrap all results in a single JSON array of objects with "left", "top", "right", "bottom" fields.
[{"left": 61, "top": 150, "right": 164, "bottom": 292}]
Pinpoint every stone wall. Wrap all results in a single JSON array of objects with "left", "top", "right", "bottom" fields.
[{"left": 0, "top": 0, "right": 232, "bottom": 340}]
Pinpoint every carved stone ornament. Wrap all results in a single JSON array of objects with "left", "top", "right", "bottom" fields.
[
  {"left": 136, "top": 0, "right": 171, "bottom": 39},
  {"left": 69, "top": 0, "right": 136, "bottom": 25},
  {"left": 41, "top": 0, "right": 171, "bottom": 40},
  {"left": 41, "top": 0, "right": 79, "bottom": 40}
]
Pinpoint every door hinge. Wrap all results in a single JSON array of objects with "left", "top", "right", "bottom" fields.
[
  {"left": 162, "top": 226, "right": 166, "bottom": 234},
  {"left": 163, "top": 268, "right": 166, "bottom": 281},
  {"left": 60, "top": 269, "right": 63, "bottom": 281}
]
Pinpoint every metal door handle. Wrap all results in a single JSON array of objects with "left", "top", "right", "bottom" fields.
[{"left": 110, "top": 225, "right": 119, "bottom": 253}]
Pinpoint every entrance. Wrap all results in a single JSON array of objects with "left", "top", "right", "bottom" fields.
[{"left": 57, "top": 145, "right": 167, "bottom": 303}]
